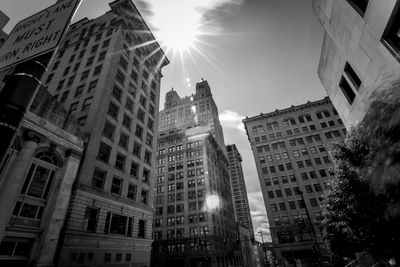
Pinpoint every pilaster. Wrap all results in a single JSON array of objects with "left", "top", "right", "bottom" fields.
[
  {"left": 0, "top": 130, "right": 42, "bottom": 240},
  {"left": 34, "top": 149, "right": 82, "bottom": 267}
]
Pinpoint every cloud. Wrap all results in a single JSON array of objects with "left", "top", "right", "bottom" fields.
[
  {"left": 143, "top": 0, "right": 244, "bottom": 37},
  {"left": 248, "top": 192, "right": 271, "bottom": 242},
  {"left": 219, "top": 109, "right": 246, "bottom": 132}
]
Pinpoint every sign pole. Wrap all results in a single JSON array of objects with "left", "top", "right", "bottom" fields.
[{"left": 0, "top": 0, "right": 81, "bottom": 166}]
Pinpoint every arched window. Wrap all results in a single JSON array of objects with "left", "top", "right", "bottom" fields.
[{"left": 13, "top": 150, "right": 60, "bottom": 221}]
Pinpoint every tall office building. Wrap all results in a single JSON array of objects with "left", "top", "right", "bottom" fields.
[
  {"left": 243, "top": 97, "right": 346, "bottom": 266},
  {"left": 313, "top": 0, "right": 400, "bottom": 129},
  {"left": 38, "top": 0, "right": 169, "bottom": 266},
  {"left": 226, "top": 144, "right": 254, "bottom": 237},
  {"left": 151, "top": 80, "right": 242, "bottom": 267}
]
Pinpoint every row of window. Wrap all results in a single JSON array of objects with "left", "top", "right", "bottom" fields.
[
  {"left": 251, "top": 108, "right": 338, "bottom": 135},
  {"left": 270, "top": 196, "right": 321, "bottom": 213},
  {"left": 267, "top": 183, "right": 323, "bottom": 199},
  {"left": 154, "top": 213, "right": 208, "bottom": 227},
  {"left": 273, "top": 212, "right": 323, "bottom": 227},
  {"left": 83, "top": 207, "right": 146, "bottom": 238},
  {"left": 97, "top": 138, "right": 152, "bottom": 169},
  {"left": 155, "top": 177, "right": 206, "bottom": 193},
  {"left": 70, "top": 251, "right": 132, "bottom": 263},
  {"left": 264, "top": 174, "right": 331, "bottom": 187},
  {"left": 158, "top": 141, "right": 202, "bottom": 154},
  {"left": 91, "top": 168, "right": 149, "bottom": 204}
]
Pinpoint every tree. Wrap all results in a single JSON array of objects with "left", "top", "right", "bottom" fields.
[{"left": 322, "top": 86, "right": 400, "bottom": 264}]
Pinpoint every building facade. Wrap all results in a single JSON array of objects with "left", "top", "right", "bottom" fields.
[
  {"left": 243, "top": 97, "right": 346, "bottom": 266},
  {"left": 151, "top": 80, "right": 242, "bottom": 267},
  {"left": 236, "top": 223, "right": 255, "bottom": 267},
  {"left": 226, "top": 144, "right": 254, "bottom": 237},
  {"left": 313, "top": 0, "right": 400, "bottom": 129},
  {"left": 38, "top": 0, "right": 169, "bottom": 266},
  {"left": 0, "top": 87, "right": 85, "bottom": 267}
]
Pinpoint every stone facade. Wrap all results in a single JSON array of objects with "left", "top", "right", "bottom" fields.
[
  {"left": 37, "top": 0, "right": 169, "bottom": 266},
  {"left": 226, "top": 144, "right": 254, "bottom": 240},
  {"left": 236, "top": 223, "right": 255, "bottom": 267},
  {"left": 151, "top": 80, "right": 242, "bottom": 267},
  {"left": 313, "top": 0, "right": 400, "bottom": 129},
  {"left": 243, "top": 97, "right": 345, "bottom": 266},
  {"left": 0, "top": 87, "right": 84, "bottom": 267}
]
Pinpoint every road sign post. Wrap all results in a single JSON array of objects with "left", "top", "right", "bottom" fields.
[{"left": 0, "top": 0, "right": 81, "bottom": 175}]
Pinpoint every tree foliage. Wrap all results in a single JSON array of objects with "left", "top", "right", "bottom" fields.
[{"left": 322, "top": 87, "right": 400, "bottom": 263}]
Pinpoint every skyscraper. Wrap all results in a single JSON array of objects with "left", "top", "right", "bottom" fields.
[
  {"left": 151, "top": 80, "right": 242, "bottom": 267},
  {"left": 38, "top": 0, "right": 169, "bottom": 266},
  {"left": 243, "top": 97, "right": 345, "bottom": 266},
  {"left": 313, "top": 0, "right": 400, "bottom": 129},
  {"left": 226, "top": 144, "right": 254, "bottom": 237}
]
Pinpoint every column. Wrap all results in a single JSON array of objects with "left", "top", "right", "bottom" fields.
[
  {"left": 34, "top": 149, "right": 81, "bottom": 267},
  {"left": 0, "top": 130, "right": 41, "bottom": 241}
]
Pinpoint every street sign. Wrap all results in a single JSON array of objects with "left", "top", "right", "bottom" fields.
[{"left": 0, "top": 0, "right": 81, "bottom": 71}]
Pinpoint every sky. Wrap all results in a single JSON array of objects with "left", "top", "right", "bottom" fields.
[{"left": 1, "top": 0, "right": 326, "bottom": 241}]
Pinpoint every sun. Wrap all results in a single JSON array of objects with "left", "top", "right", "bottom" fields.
[
  {"left": 148, "top": 1, "right": 202, "bottom": 53},
  {"left": 156, "top": 20, "right": 199, "bottom": 53}
]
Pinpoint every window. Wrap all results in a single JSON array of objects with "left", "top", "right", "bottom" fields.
[
  {"left": 98, "top": 51, "right": 106, "bottom": 61},
  {"left": 69, "top": 102, "right": 79, "bottom": 113},
  {"left": 277, "top": 231, "right": 295, "bottom": 243},
  {"left": 122, "top": 114, "right": 132, "bottom": 130},
  {"left": 141, "top": 190, "right": 148, "bottom": 204},
  {"left": 130, "top": 161, "right": 139, "bottom": 177},
  {"left": 91, "top": 44, "right": 99, "bottom": 54},
  {"left": 339, "top": 76, "right": 356, "bottom": 104},
  {"left": 92, "top": 169, "right": 106, "bottom": 189},
  {"left": 310, "top": 198, "right": 318, "bottom": 207},
  {"left": 119, "top": 56, "right": 128, "bottom": 71},
  {"left": 105, "top": 213, "right": 128, "bottom": 235},
  {"left": 116, "top": 70, "right": 126, "bottom": 85},
  {"left": 285, "top": 188, "right": 292, "bottom": 196},
  {"left": 345, "top": 62, "right": 362, "bottom": 89},
  {"left": 127, "top": 184, "right": 137, "bottom": 200},
  {"left": 276, "top": 189, "right": 283, "bottom": 197},
  {"left": 305, "top": 185, "right": 313, "bottom": 193},
  {"left": 142, "top": 168, "right": 150, "bottom": 183},
  {"left": 83, "top": 207, "right": 99, "bottom": 232},
  {"left": 107, "top": 102, "right": 119, "bottom": 119},
  {"left": 56, "top": 79, "right": 65, "bottom": 91},
  {"left": 88, "top": 80, "right": 97, "bottom": 93},
  {"left": 271, "top": 203, "right": 278, "bottom": 212},
  {"left": 382, "top": 2, "right": 400, "bottom": 59},
  {"left": 97, "top": 142, "right": 111, "bottom": 163},
  {"left": 297, "top": 161, "right": 304, "bottom": 168},
  {"left": 112, "top": 85, "right": 122, "bottom": 102},
  {"left": 102, "top": 121, "right": 115, "bottom": 140},
  {"left": 104, "top": 253, "right": 111, "bottom": 262},
  {"left": 137, "top": 108, "right": 145, "bottom": 122},
  {"left": 129, "top": 139, "right": 140, "bottom": 157},
  {"left": 125, "top": 98, "right": 134, "bottom": 113},
  {"left": 102, "top": 39, "right": 110, "bottom": 48},
  {"left": 138, "top": 220, "right": 146, "bottom": 238},
  {"left": 81, "top": 70, "right": 90, "bottom": 81},
  {"left": 111, "top": 177, "right": 122, "bottom": 195},
  {"left": 115, "top": 153, "right": 126, "bottom": 171},
  {"left": 268, "top": 191, "right": 274, "bottom": 199},
  {"left": 60, "top": 91, "right": 69, "bottom": 103},
  {"left": 346, "top": 0, "right": 369, "bottom": 16}
]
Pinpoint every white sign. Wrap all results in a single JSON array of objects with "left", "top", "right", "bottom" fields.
[{"left": 0, "top": 0, "right": 81, "bottom": 71}]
